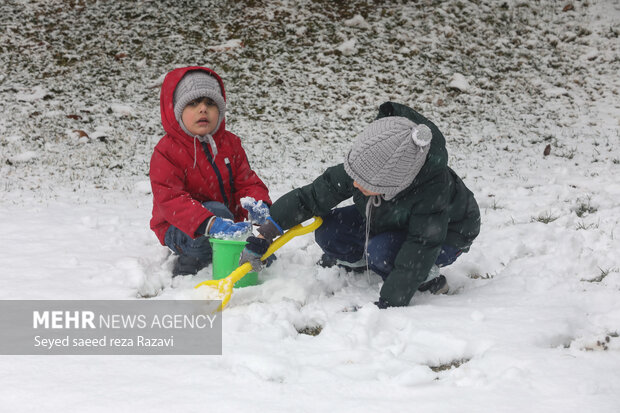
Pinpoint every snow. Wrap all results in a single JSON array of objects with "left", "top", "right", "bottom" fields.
[
  {"left": 110, "top": 104, "right": 135, "bottom": 117},
  {"left": 8, "top": 151, "right": 38, "bottom": 163},
  {"left": 447, "top": 73, "right": 470, "bottom": 92},
  {"left": 240, "top": 196, "right": 270, "bottom": 225},
  {"left": 1, "top": 0, "right": 620, "bottom": 412},
  {"left": 208, "top": 39, "right": 244, "bottom": 52},
  {"left": 209, "top": 219, "right": 253, "bottom": 241},
  {"left": 344, "top": 14, "right": 370, "bottom": 29},
  {"left": 337, "top": 39, "right": 358, "bottom": 56},
  {"left": 543, "top": 87, "right": 570, "bottom": 98}
]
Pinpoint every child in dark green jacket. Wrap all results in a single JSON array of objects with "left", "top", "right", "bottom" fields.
[{"left": 240, "top": 102, "right": 480, "bottom": 308}]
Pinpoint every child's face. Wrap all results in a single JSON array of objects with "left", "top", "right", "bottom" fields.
[
  {"left": 353, "top": 181, "right": 381, "bottom": 196},
  {"left": 181, "top": 97, "right": 220, "bottom": 136}
]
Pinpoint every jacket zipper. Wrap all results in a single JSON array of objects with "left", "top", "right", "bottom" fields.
[
  {"left": 224, "top": 157, "right": 235, "bottom": 197},
  {"left": 201, "top": 141, "right": 229, "bottom": 207}
]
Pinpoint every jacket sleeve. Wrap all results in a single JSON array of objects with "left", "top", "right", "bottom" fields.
[
  {"left": 270, "top": 164, "right": 355, "bottom": 230},
  {"left": 150, "top": 146, "right": 213, "bottom": 239},
  {"left": 228, "top": 139, "right": 271, "bottom": 220}
]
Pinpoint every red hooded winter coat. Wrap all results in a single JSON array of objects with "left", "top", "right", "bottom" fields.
[{"left": 149, "top": 66, "right": 271, "bottom": 245}]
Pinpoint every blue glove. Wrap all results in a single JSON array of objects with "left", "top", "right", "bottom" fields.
[
  {"left": 241, "top": 197, "right": 271, "bottom": 225},
  {"left": 208, "top": 217, "right": 252, "bottom": 239}
]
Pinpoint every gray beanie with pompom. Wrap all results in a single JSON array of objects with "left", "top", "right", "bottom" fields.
[
  {"left": 344, "top": 116, "right": 432, "bottom": 200},
  {"left": 173, "top": 71, "right": 226, "bottom": 137}
]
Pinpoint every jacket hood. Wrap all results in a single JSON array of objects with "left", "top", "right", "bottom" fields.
[{"left": 160, "top": 66, "right": 227, "bottom": 142}]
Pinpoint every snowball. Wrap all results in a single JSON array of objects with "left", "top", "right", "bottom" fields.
[
  {"left": 208, "top": 39, "right": 244, "bottom": 52},
  {"left": 344, "top": 14, "right": 369, "bottom": 29},
  {"left": 110, "top": 104, "right": 135, "bottom": 117},
  {"left": 337, "top": 38, "right": 357, "bottom": 56},
  {"left": 240, "top": 196, "right": 270, "bottom": 225},
  {"left": 448, "top": 73, "right": 470, "bottom": 92}
]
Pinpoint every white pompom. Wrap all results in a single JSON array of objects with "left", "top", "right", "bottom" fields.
[{"left": 411, "top": 124, "right": 432, "bottom": 147}]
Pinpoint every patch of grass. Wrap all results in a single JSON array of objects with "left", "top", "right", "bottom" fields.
[
  {"left": 575, "top": 197, "right": 597, "bottom": 217},
  {"left": 582, "top": 267, "right": 617, "bottom": 283},
  {"left": 575, "top": 220, "right": 599, "bottom": 230},
  {"left": 429, "top": 358, "right": 470, "bottom": 373},
  {"left": 557, "top": 147, "right": 577, "bottom": 160},
  {"left": 468, "top": 272, "right": 495, "bottom": 279},
  {"left": 490, "top": 198, "right": 502, "bottom": 210},
  {"left": 531, "top": 212, "right": 559, "bottom": 224},
  {"left": 297, "top": 325, "right": 323, "bottom": 336}
]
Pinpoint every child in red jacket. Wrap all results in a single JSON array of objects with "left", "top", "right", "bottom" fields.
[{"left": 150, "top": 66, "right": 272, "bottom": 276}]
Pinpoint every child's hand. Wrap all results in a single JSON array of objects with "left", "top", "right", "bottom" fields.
[
  {"left": 241, "top": 197, "right": 271, "bottom": 225},
  {"left": 208, "top": 217, "right": 252, "bottom": 239},
  {"left": 239, "top": 236, "right": 271, "bottom": 272},
  {"left": 374, "top": 297, "right": 390, "bottom": 309}
]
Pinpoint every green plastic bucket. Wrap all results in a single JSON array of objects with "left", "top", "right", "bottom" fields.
[{"left": 209, "top": 238, "right": 258, "bottom": 288}]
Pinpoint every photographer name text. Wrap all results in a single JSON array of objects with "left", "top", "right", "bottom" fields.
[{"left": 34, "top": 334, "right": 175, "bottom": 349}]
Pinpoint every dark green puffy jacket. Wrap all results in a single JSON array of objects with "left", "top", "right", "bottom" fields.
[{"left": 270, "top": 102, "right": 480, "bottom": 307}]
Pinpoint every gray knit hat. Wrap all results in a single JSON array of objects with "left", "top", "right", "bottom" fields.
[
  {"left": 173, "top": 71, "right": 226, "bottom": 136},
  {"left": 344, "top": 116, "right": 432, "bottom": 200}
]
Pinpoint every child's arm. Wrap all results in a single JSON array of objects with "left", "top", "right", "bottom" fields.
[
  {"left": 228, "top": 142, "right": 271, "bottom": 216},
  {"left": 269, "top": 164, "right": 354, "bottom": 231},
  {"left": 150, "top": 148, "right": 213, "bottom": 239}
]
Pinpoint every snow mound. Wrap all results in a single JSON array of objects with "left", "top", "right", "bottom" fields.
[
  {"left": 447, "top": 73, "right": 470, "bottom": 92},
  {"left": 337, "top": 38, "right": 357, "bottom": 56}
]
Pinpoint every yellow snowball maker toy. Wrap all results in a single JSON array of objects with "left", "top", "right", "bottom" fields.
[{"left": 194, "top": 217, "right": 323, "bottom": 311}]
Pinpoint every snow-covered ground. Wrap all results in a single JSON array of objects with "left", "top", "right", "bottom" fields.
[{"left": 1, "top": 0, "right": 619, "bottom": 411}]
